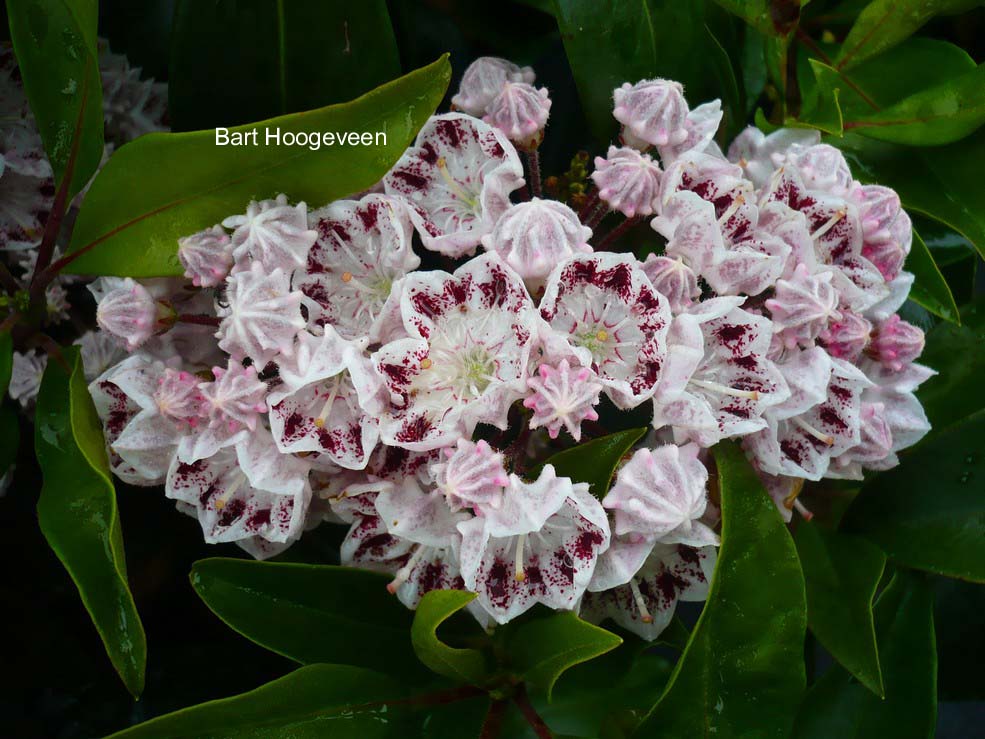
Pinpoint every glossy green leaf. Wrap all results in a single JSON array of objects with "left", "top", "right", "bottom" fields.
[
  {"left": 800, "top": 60, "right": 845, "bottom": 135},
  {"left": 841, "top": 63, "right": 985, "bottom": 146},
  {"left": 906, "top": 228, "right": 959, "bottom": 324},
  {"left": 411, "top": 590, "right": 488, "bottom": 686},
  {"left": 838, "top": 130, "right": 985, "bottom": 259},
  {"left": 836, "top": 0, "right": 983, "bottom": 70},
  {"left": 190, "top": 558, "right": 425, "bottom": 677},
  {"left": 535, "top": 427, "right": 645, "bottom": 498},
  {"left": 633, "top": 442, "right": 807, "bottom": 738},
  {"left": 553, "top": 0, "right": 736, "bottom": 143},
  {"left": 0, "top": 405, "right": 18, "bottom": 476},
  {"left": 64, "top": 56, "right": 451, "bottom": 277},
  {"left": 6, "top": 0, "right": 104, "bottom": 195},
  {"left": 711, "top": 0, "right": 801, "bottom": 36},
  {"left": 169, "top": 0, "right": 401, "bottom": 131},
  {"left": 841, "top": 410, "right": 985, "bottom": 582},
  {"left": 794, "top": 521, "right": 886, "bottom": 697},
  {"left": 0, "top": 330, "right": 11, "bottom": 396},
  {"left": 792, "top": 570, "right": 937, "bottom": 738},
  {"left": 35, "top": 346, "right": 145, "bottom": 696},
  {"left": 505, "top": 611, "right": 622, "bottom": 700},
  {"left": 107, "top": 664, "right": 408, "bottom": 738},
  {"left": 917, "top": 297, "right": 985, "bottom": 430}
]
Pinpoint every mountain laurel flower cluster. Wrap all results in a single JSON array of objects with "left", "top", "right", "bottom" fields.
[{"left": 84, "top": 59, "right": 931, "bottom": 638}]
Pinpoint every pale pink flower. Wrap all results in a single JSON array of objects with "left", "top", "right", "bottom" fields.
[
  {"left": 591, "top": 146, "right": 662, "bottom": 217},
  {"left": 484, "top": 81, "right": 551, "bottom": 149},
  {"left": 523, "top": 359, "right": 602, "bottom": 441},
  {"left": 178, "top": 225, "right": 234, "bottom": 287},
  {"left": 613, "top": 79, "right": 689, "bottom": 148},
  {"left": 451, "top": 57, "right": 535, "bottom": 117}
]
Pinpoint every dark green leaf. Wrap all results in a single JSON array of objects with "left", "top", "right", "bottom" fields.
[
  {"left": 35, "top": 346, "right": 145, "bottom": 696},
  {"left": 5, "top": 0, "right": 104, "bottom": 195},
  {"left": 836, "top": 0, "right": 983, "bottom": 70},
  {"left": 0, "top": 405, "right": 18, "bottom": 476},
  {"left": 800, "top": 60, "right": 845, "bottom": 135},
  {"left": 535, "top": 427, "right": 645, "bottom": 498},
  {"left": 411, "top": 590, "right": 488, "bottom": 686},
  {"left": 917, "top": 296, "right": 985, "bottom": 430},
  {"left": 633, "top": 442, "right": 807, "bottom": 737},
  {"left": 794, "top": 521, "right": 886, "bottom": 696},
  {"left": 64, "top": 56, "right": 451, "bottom": 277},
  {"left": 841, "top": 64, "right": 985, "bottom": 146},
  {"left": 190, "top": 558, "right": 425, "bottom": 678},
  {"left": 906, "top": 228, "right": 959, "bottom": 324},
  {"left": 553, "top": 0, "right": 737, "bottom": 143},
  {"left": 505, "top": 611, "right": 622, "bottom": 700},
  {"left": 711, "top": 0, "right": 801, "bottom": 37},
  {"left": 169, "top": 0, "right": 401, "bottom": 131},
  {"left": 841, "top": 410, "right": 985, "bottom": 582},
  {"left": 0, "top": 329, "right": 11, "bottom": 396},
  {"left": 838, "top": 130, "right": 985, "bottom": 259},
  {"left": 107, "top": 664, "right": 408, "bottom": 738},
  {"left": 792, "top": 570, "right": 937, "bottom": 738}
]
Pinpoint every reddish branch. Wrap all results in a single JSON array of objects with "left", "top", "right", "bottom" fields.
[
  {"left": 513, "top": 686, "right": 553, "bottom": 738},
  {"left": 479, "top": 699, "right": 507, "bottom": 739}
]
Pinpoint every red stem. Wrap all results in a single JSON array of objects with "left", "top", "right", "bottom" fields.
[
  {"left": 526, "top": 149, "right": 543, "bottom": 199},
  {"left": 585, "top": 201, "right": 609, "bottom": 231},
  {"left": 177, "top": 313, "right": 221, "bottom": 327},
  {"left": 479, "top": 699, "right": 507, "bottom": 739},
  {"left": 513, "top": 686, "right": 553, "bottom": 739},
  {"left": 595, "top": 215, "right": 643, "bottom": 251},
  {"left": 577, "top": 187, "right": 600, "bottom": 221}
]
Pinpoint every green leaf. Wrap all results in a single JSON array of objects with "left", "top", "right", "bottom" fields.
[
  {"left": 792, "top": 570, "right": 937, "bottom": 738},
  {"left": 0, "top": 330, "right": 11, "bottom": 396},
  {"left": 841, "top": 63, "right": 985, "bottom": 146},
  {"left": 34, "top": 346, "right": 146, "bottom": 696},
  {"left": 711, "top": 0, "right": 801, "bottom": 37},
  {"left": 411, "top": 590, "right": 488, "bottom": 686},
  {"left": 505, "top": 611, "right": 622, "bottom": 700},
  {"left": 169, "top": 0, "right": 401, "bottom": 131},
  {"left": 63, "top": 56, "right": 451, "bottom": 277},
  {"left": 794, "top": 521, "right": 886, "bottom": 697},
  {"left": 800, "top": 60, "right": 845, "bottom": 135},
  {"left": 553, "top": 0, "right": 738, "bottom": 143},
  {"left": 5, "top": 0, "right": 104, "bottom": 195},
  {"left": 190, "top": 558, "right": 425, "bottom": 678},
  {"left": 0, "top": 405, "right": 18, "bottom": 476},
  {"left": 917, "top": 296, "right": 985, "bottom": 430},
  {"left": 838, "top": 130, "right": 985, "bottom": 259},
  {"left": 836, "top": 0, "right": 983, "bottom": 70},
  {"left": 534, "top": 427, "right": 645, "bottom": 498},
  {"left": 106, "top": 664, "right": 408, "bottom": 738},
  {"left": 906, "top": 228, "right": 959, "bottom": 324},
  {"left": 633, "top": 442, "right": 807, "bottom": 738},
  {"left": 841, "top": 410, "right": 985, "bottom": 583}
]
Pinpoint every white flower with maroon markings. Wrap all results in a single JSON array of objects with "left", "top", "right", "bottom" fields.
[
  {"left": 451, "top": 56, "right": 535, "bottom": 117},
  {"left": 268, "top": 328, "right": 385, "bottom": 470},
  {"left": 481, "top": 198, "right": 592, "bottom": 284},
  {"left": 603, "top": 443, "right": 718, "bottom": 548},
  {"left": 216, "top": 261, "right": 307, "bottom": 363},
  {"left": 827, "top": 401, "right": 895, "bottom": 480},
  {"left": 298, "top": 194, "right": 419, "bottom": 342},
  {"left": 222, "top": 194, "right": 317, "bottom": 272},
  {"left": 653, "top": 297, "right": 790, "bottom": 446},
  {"left": 726, "top": 125, "right": 820, "bottom": 188},
  {"left": 591, "top": 146, "right": 662, "bottom": 218},
  {"left": 789, "top": 144, "right": 855, "bottom": 197},
  {"left": 582, "top": 544, "right": 716, "bottom": 641},
  {"left": 432, "top": 439, "right": 510, "bottom": 512},
  {"left": 523, "top": 358, "right": 602, "bottom": 442},
  {"left": 372, "top": 254, "right": 537, "bottom": 450},
  {"left": 766, "top": 263, "right": 842, "bottom": 350},
  {"left": 540, "top": 253, "right": 671, "bottom": 409},
  {"left": 384, "top": 114, "right": 524, "bottom": 258},
  {"left": 178, "top": 225, "right": 233, "bottom": 288},
  {"left": 857, "top": 358, "right": 934, "bottom": 469},
  {"left": 457, "top": 466, "right": 610, "bottom": 624}
]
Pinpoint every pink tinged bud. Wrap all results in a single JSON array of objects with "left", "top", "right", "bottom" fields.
[
  {"left": 868, "top": 315, "right": 925, "bottom": 372},
  {"left": 481, "top": 198, "right": 592, "bottom": 283},
  {"left": 765, "top": 264, "right": 841, "bottom": 348},
  {"left": 95, "top": 278, "right": 158, "bottom": 350},
  {"left": 201, "top": 360, "right": 268, "bottom": 432},
  {"left": 524, "top": 359, "right": 603, "bottom": 442},
  {"left": 821, "top": 310, "right": 871, "bottom": 362},
  {"left": 640, "top": 254, "right": 699, "bottom": 313},
  {"left": 154, "top": 367, "right": 206, "bottom": 425},
  {"left": 434, "top": 438, "right": 510, "bottom": 512},
  {"left": 178, "top": 224, "right": 233, "bottom": 287},
  {"left": 612, "top": 79, "right": 689, "bottom": 148},
  {"left": 451, "top": 56, "right": 536, "bottom": 117},
  {"left": 483, "top": 81, "right": 552, "bottom": 150},
  {"left": 856, "top": 186, "right": 911, "bottom": 281},
  {"left": 591, "top": 145, "right": 662, "bottom": 218},
  {"left": 792, "top": 144, "right": 854, "bottom": 197}
]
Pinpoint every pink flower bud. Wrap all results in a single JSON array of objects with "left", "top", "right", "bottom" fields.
[
  {"left": 821, "top": 310, "right": 872, "bottom": 362},
  {"left": 154, "top": 368, "right": 206, "bottom": 426},
  {"left": 867, "top": 315, "right": 924, "bottom": 371},
  {"left": 591, "top": 146, "right": 662, "bottom": 217},
  {"left": 856, "top": 186, "right": 911, "bottom": 281},
  {"left": 434, "top": 439, "right": 510, "bottom": 512},
  {"left": 451, "top": 57, "right": 535, "bottom": 117},
  {"left": 613, "top": 79, "right": 689, "bottom": 148},
  {"left": 765, "top": 264, "right": 841, "bottom": 349},
  {"left": 792, "top": 144, "right": 854, "bottom": 196},
  {"left": 483, "top": 82, "right": 551, "bottom": 150},
  {"left": 95, "top": 278, "right": 158, "bottom": 350},
  {"left": 523, "top": 359, "right": 602, "bottom": 442},
  {"left": 201, "top": 361, "right": 268, "bottom": 432},
  {"left": 178, "top": 225, "right": 233, "bottom": 287},
  {"left": 640, "top": 254, "right": 699, "bottom": 313}
]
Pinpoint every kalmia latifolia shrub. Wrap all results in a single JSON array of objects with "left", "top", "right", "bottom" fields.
[{"left": 81, "top": 57, "right": 930, "bottom": 637}]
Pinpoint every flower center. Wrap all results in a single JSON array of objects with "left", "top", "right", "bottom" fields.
[{"left": 574, "top": 328, "right": 611, "bottom": 361}]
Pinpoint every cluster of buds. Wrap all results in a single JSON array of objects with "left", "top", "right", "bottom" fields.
[{"left": 84, "top": 59, "right": 931, "bottom": 638}]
